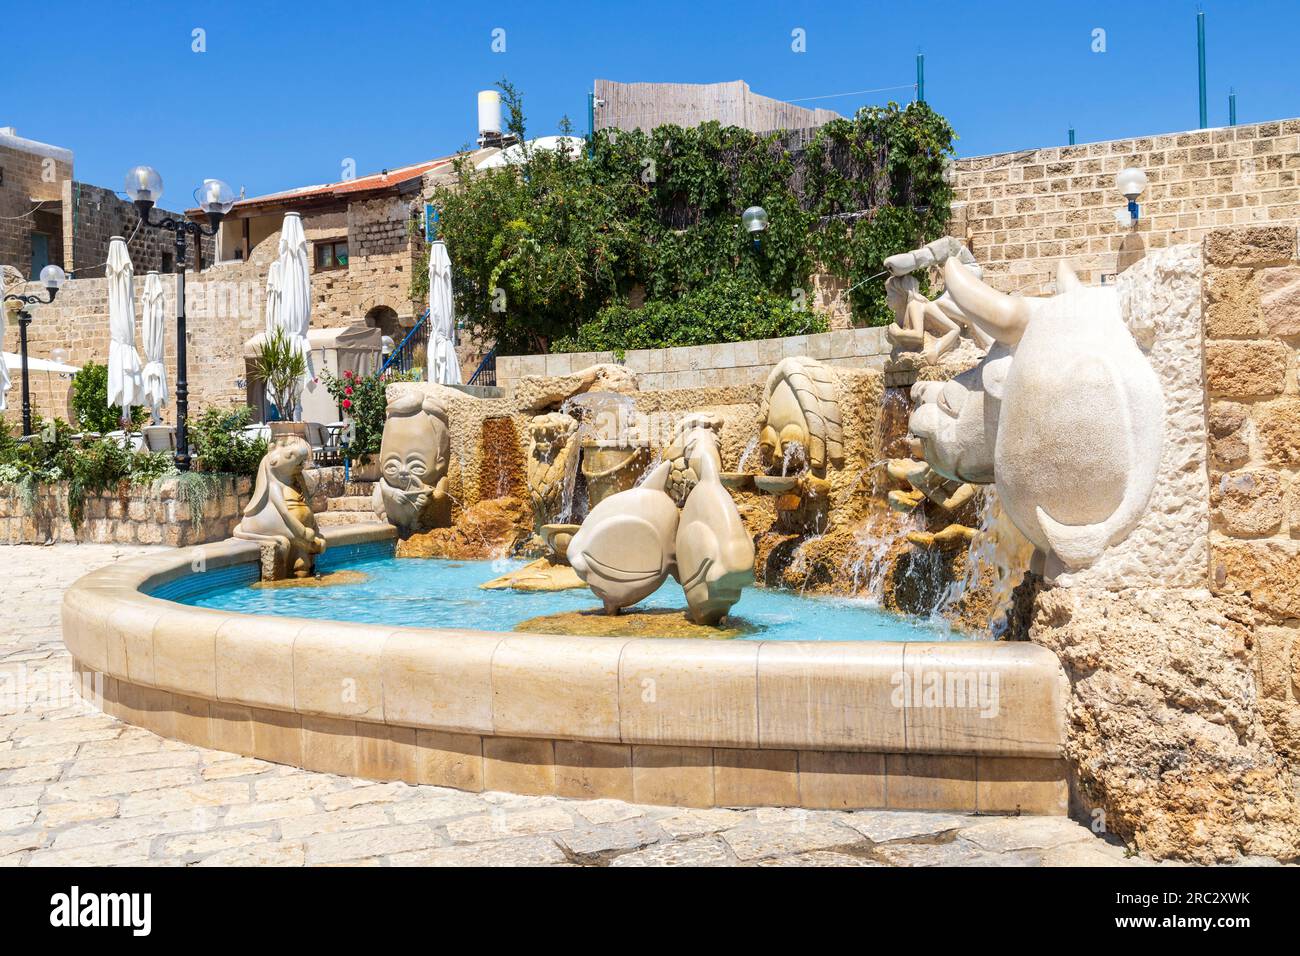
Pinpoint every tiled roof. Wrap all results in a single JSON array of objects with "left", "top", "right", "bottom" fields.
[{"left": 190, "top": 156, "right": 457, "bottom": 216}]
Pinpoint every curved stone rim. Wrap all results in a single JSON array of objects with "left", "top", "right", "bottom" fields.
[{"left": 61, "top": 522, "right": 1070, "bottom": 812}]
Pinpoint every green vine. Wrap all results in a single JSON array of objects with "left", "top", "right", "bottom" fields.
[
  {"left": 418, "top": 85, "right": 955, "bottom": 353},
  {"left": 170, "top": 471, "right": 226, "bottom": 532}
]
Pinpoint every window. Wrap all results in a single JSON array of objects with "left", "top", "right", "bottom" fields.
[
  {"left": 315, "top": 239, "right": 349, "bottom": 270},
  {"left": 161, "top": 252, "right": 174, "bottom": 273}
]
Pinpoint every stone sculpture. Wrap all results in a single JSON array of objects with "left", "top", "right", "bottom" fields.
[
  {"left": 908, "top": 258, "right": 1165, "bottom": 572},
  {"left": 566, "top": 461, "right": 680, "bottom": 614},
  {"left": 235, "top": 437, "right": 326, "bottom": 579},
  {"left": 524, "top": 411, "right": 579, "bottom": 534},
  {"left": 758, "top": 357, "right": 844, "bottom": 472},
  {"left": 675, "top": 444, "right": 756, "bottom": 624},
  {"left": 884, "top": 237, "right": 994, "bottom": 364},
  {"left": 372, "top": 391, "right": 452, "bottom": 535},
  {"left": 665, "top": 412, "right": 725, "bottom": 505}
]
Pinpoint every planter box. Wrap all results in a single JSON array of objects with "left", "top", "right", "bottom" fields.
[{"left": 0, "top": 475, "right": 252, "bottom": 547}]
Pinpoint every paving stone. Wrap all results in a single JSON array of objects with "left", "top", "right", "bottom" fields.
[
  {"left": 222, "top": 798, "right": 318, "bottom": 826},
  {"left": 161, "top": 826, "right": 278, "bottom": 858},
  {"left": 610, "top": 836, "right": 733, "bottom": 867},
  {"left": 37, "top": 799, "right": 119, "bottom": 828},
  {"left": 201, "top": 757, "right": 275, "bottom": 780},
  {"left": 118, "top": 781, "right": 251, "bottom": 818},
  {"left": 574, "top": 800, "right": 647, "bottom": 825},
  {"left": 720, "top": 821, "right": 863, "bottom": 861},
  {"left": 306, "top": 824, "right": 442, "bottom": 864},
  {"left": 956, "top": 816, "right": 1094, "bottom": 853},
  {"left": 195, "top": 841, "right": 307, "bottom": 866},
  {"left": 320, "top": 782, "right": 410, "bottom": 811},
  {"left": 279, "top": 805, "right": 392, "bottom": 840},
  {"left": 391, "top": 836, "right": 568, "bottom": 867},
  {"left": 844, "top": 810, "right": 972, "bottom": 844},
  {"left": 875, "top": 840, "right": 1042, "bottom": 867},
  {"left": 656, "top": 808, "right": 747, "bottom": 839},
  {"left": 388, "top": 790, "right": 486, "bottom": 824},
  {"left": 556, "top": 819, "right": 667, "bottom": 858},
  {"left": 753, "top": 851, "right": 883, "bottom": 867},
  {"left": 445, "top": 807, "right": 576, "bottom": 843}
]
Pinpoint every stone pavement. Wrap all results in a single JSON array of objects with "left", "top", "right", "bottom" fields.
[{"left": 0, "top": 544, "right": 1143, "bottom": 867}]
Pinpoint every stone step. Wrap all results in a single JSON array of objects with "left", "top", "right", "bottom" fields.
[
  {"left": 327, "top": 495, "right": 373, "bottom": 512},
  {"left": 344, "top": 481, "right": 376, "bottom": 496},
  {"left": 315, "top": 510, "right": 376, "bottom": 527}
]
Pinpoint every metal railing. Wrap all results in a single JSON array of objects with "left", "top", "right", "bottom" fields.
[
  {"left": 467, "top": 348, "right": 497, "bottom": 386},
  {"left": 378, "top": 308, "right": 431, "bottom": 379}
]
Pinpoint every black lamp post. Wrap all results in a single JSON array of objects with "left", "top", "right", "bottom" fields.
[
  {"left": 125, "top": 167, "right": 234, "bottom": 470},
  {"left": 4, "top": 264, "right": 66, "bottom": 437}
]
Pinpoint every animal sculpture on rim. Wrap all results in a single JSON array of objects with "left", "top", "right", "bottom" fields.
[
  {"left": 908, "top": 257, "right": 1165, "bottom": 574},
  {"left": 235, "top": 437, "right": 326, "bottom": 578},
  {"left": 674, "top": 435, "right": 756, "bottom": 624}
]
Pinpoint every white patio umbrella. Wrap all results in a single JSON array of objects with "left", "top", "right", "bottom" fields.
[
  {"left": 3, "top": 352, "right": 79, "bottom": 374},
  {"left": 140, "top": 271, "right": 168, "bottom": 422},
  {"left": 263, "top": 259, "right": 281, "bottom": 337},
  {"left": 428, "top": 240, "right": 461, "bottom": 385},
  {"left": 1, "top": 309, "right": 10, "bottom": 411},
  {"left": 273, "top": 212, "right": 313, "bottom": 413},
  {"left": 106, "top": 237, "right": 142, "bottom": 417}
]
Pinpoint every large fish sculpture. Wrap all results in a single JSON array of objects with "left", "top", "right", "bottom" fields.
[
  {"left": 909, "top": 258, "right": 1165, "bottom": 571},
  {"left": 567, "top": 462, "right": 680, "bottom": 614},
  {"left": 675, "top": 450, "right": 755, "bottom": 625}
]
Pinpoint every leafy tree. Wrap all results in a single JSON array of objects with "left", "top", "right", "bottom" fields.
[{"left": 71, "top": 362, "right": 147, "bottom": 433}]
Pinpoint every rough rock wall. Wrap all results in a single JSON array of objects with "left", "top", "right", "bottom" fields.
[
  {"left": 1056, "top": 243, "right": 1208, "bottom": 588},
  {"left": 1027, "top": 586, "right": 1300, "bottom": 864}
]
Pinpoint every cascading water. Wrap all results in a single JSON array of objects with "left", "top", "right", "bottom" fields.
[{"left": 932, "top": 490, "right": 1034, "bottom": 636}]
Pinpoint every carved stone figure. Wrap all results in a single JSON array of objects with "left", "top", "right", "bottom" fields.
[
  {"left": 908, "top": 258, "right": 1165, "bottom": 572},
  {"left": 665, "top": 412, "right": 724, "bottom": 506},
  {"left": 525, "top": 412, "right": 579, "bottom": 534},
  {"left": 566, "top": 461, "right": 679, "bottom": 614},
  {"left": 757, "top": 357, "right": 844, "bottom": 472},
  {"left": 884, "top": 237, "right": 993, "bottom": 364},
  {"left": 372, "top": 392, "right": 452, "bottom": 535},
  {"left": 235, "top": 438, "right": 326, "bottom": 579},
  {"left": 676, "top": 443, "right": 755, "bottom": 624}
]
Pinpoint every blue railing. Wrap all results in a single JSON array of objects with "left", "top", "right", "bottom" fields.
[
  {"left": 378, "top": 308, "right": 431, "bottom": 379},
  {"left": 467, "top": 348, "right": 497, "bottom": 386}
]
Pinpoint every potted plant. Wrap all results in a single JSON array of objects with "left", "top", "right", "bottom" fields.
[{"left": 252, "top": 328, "right": 308, "bottom": 442}]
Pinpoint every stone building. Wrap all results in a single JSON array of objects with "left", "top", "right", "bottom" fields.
[{"left": 0, "top": 128, "right": 73, "bottom": 281}]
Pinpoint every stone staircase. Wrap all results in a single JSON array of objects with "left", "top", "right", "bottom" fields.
[{"left": 315, "top": 479, "right": 378, "bottom": 527}]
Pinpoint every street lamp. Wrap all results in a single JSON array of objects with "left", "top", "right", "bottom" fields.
[
  {"left": 125, "top": 166, "right": 234, "bottom": 470},
  {"left": 742, "top": 205, "right": 769, "bottom": 249},
  {"left": 1116, "top": 167, "right": 1148, "bottom": 225},
  {"left": 3, "top": 264, "right": 66, "bottom": 436}
]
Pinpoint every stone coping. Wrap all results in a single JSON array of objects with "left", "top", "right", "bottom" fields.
[{"left": 61, "top": 522, "right": 1069, "bottom": 811}]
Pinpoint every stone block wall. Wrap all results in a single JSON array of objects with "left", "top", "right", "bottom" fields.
[
  {"left": 62, "top": 181, "right": 216, "bottom": 279},
  {"left": 952, "top": 118, "right": 1300, "bottom": 295},
  {"left": 0, "top": 475, "right": 250, "bottom": 546},
  {"left": 497, "top": 326, "right": 892, "bottom": 391},
  {"left": 1202, "top": 224, "right": 1300, "bottom": 763},
  {"left": 0, "top": 135, "right": 73, "bottom": 280}
]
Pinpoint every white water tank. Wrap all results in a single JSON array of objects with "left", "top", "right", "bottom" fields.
[{"left": 477, "top": 90, "right": 502, "bottom": 139}]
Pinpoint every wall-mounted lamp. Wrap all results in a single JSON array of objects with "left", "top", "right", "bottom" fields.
[
  {"left": 742, "top": 205, "right": 768, "bottom": 249},
  {"left": 1115, "top": 167, "right": 1148, "bottom": 225}
]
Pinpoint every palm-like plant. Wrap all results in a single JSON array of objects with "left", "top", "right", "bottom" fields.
[{"left": 252, "top": 328, "right": 307, "bottom": 421}]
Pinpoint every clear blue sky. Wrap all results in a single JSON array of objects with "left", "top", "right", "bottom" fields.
[{"left": 7, "top": 0, "right": 1296, "bottom": 203}]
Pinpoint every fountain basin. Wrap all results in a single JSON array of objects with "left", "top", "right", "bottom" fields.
[{"left": 61, "top": 523, "right": 1069, "bottom": 813}]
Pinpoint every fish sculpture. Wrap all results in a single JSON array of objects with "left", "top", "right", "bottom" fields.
[
  {"left": 566, "top": 461, "right": 680, "bottom": 614},
  {"left": 909, "top": 258, "right": 1165, "bottom": 572},
  {"left": 675, "top": 449, "right": 755, "bottom": 625}
]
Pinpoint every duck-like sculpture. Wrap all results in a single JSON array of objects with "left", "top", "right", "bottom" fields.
[
  {"left": 566, "top": 461, "right": 680, "bottom": 614},
  {"left": 675, "top": 449, "right": 755, "bottom": 624}
]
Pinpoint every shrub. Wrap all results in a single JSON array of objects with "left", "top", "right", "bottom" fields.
[
  {"left": 71, "top": 362, "right": 147, "bottom": 433},
  {"left": 318, "top": 368, "right": 416, "bottom": 463},
  {"left": 550, "top": 277, "right": 828, "bottom": 353},
  {"left": 189, "top": 406, "right": 268, "bottom": 477}
]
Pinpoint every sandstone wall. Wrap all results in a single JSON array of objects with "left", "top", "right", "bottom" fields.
[
  {"left": 0, "top": 475, "right": 250, "bottom": 546},
  {"left": 62, "top": 181, "right": 216, "bottom": 280},
  {"left": 1199, "top": 224, "right": 1300, "bottom": 769},
  {"left": 0, "top": 135, "right": 73, "bottom": 280},
  {"left": 952, "top": 118, "right": 1300, "bottom": 295},
  {"left": 497, "top": 327, "right": 892, "bottom": 392}
]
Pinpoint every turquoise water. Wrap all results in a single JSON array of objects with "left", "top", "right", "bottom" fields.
[{"left": 175, "top": 552, "right": 954, "bottom": 642}]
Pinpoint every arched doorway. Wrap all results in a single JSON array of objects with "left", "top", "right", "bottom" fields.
[{"left": 364, "top": 305, "right": 401, "bottom": 341}]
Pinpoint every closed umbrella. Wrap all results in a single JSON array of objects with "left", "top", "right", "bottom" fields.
[
  {"left": 263, "top": 259, "right": 281, "bottom": 337},
  {"left": 140, "top": 271, "right": 168, "bottom": 422},
  {"left": 428, "top": 241, "right": 461, "bottom": 385},
  {"left": 106, "top": 237, "right": 142, "bottom": 417},
  {"left": 273, "top": 212, "right": 313, "bottom": 413},
  {"left": 1, "top": 307, "right": 10, "bottom": 412}
]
